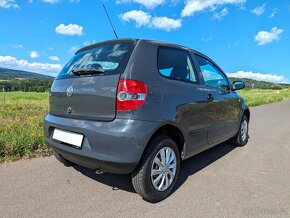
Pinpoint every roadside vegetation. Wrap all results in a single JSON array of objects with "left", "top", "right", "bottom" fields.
[
  {"left": 239, "top": 89, "right": 290, "bottom": 107},
  {"left": 1, "top": 88, "right": 290, "bottom": 163},
  {"left": 0, "top": 92, "right": 51, "bottom": 163}
]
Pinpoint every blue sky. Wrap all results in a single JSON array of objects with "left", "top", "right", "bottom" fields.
[{"left": 0, "top": 0, "right": 289, "bottom": 83}]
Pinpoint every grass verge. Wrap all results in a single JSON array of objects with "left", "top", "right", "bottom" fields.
[
  {"left": 0, "top": 92, "right": 51, "bottom": 162},
  {"left": 239, "top": 89, "right": 290, "bottom": 107}
]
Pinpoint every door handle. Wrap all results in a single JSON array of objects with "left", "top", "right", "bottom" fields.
[{"left": 207, "top": 94, "right": 214, "bottom": 102}]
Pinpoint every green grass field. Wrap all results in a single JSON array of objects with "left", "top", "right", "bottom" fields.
[
  {"left": 238, "top": 89, "right": 290, "bottom": 107},
  {"left": 0, "top": 92, "right": 51, "bottom": 162},
  {"left": 1, "top": 89, "right": 290, "bottom": 162}
]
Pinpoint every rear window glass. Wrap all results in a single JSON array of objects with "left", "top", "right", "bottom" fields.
[{"left": 56, "top": 42, "right": 135, "bottom": 79}]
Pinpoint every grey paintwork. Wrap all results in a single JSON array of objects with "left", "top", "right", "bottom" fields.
[
  {"left": 49, "top": 75, "right": 119, "bottom": 121},
  {"left": 44, "top": 114, "right": 160, "bottom": 173},
  {"left": 43, "top": 38, "right": 249, "bottom": 174}
]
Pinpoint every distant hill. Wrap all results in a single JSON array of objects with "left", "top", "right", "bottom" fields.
[
  {"left": 229, "top": 77, "right": 289, "bottom": 89},
  {"left": 0, "top": 67, "right": 53, "bottom": 79}
]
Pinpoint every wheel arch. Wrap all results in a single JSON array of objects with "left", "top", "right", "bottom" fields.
[
  {"left": 243, "top": 108, "right": 250, "bottom": 122},
  {"left": 145, "top": 123, "right": 186, "bottom": 160},
  {"left": 240, "top": 99, "right": 250, "bottom": 121}
]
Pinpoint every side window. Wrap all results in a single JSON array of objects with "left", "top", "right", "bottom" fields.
[
  {"left": 158, "top": 47, "right": 198, "bottom": 83},
  {"left": 196, "top": 55, "right": 229, "bottom": 89}
]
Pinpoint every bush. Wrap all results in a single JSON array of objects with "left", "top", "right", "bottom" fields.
[{"left": 271, "top": 85, "right": 283, "bottom": 90}]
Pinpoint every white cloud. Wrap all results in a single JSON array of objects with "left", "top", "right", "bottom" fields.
[
  {"left": 41, "top": 0, "right": 59, "bottom": 3},
  {"left": 70, "top": 0, "right": 80, "bottom": 2},
  {"left": 55, "top": 23, "right": 83, "bottom": 36},
  {"left": 68, "top": 45, "right": 80, "bottom": 53},
  {"left": 119, "top": 10, "right": 152, "bottom": 27},
  {"left": 117, "top": 0, "right": 165, "bottom": 9},
  {"left": 269, "top": 8, "right": 279, "bottom": 18},
  {"left": 255, "top": 27, "right": 283, "bottom": 46},
  {"left": 202, "top": 37, "right": 214, "bottom": 42},
  {"left": 151, "top": 17, "right": 182, "bottom": 31},
  {"left": 83, "top": 40, "right": 96, "bottom": 46},
  {"left": 181, "top": 0, "right": 245, "bottom": 17},
  {"left": 213, "top": 7, "right": 229, "bottom": 20},
  {"left": 227, "top": 71, "right": 288, "bottom": 83},
  {"left": 49, "top": 56, "right": 60, "bottom": 61},
  {"left": 29, "top": 51, "right": 40, "bottom": 59},
  {"left": 251, "top": 3, "right": 266, "bottom": 16},
  {"left": 11, "top": 44, "right": 24, "bottom": 49},
  {"left": 0, "top": 0, "right": 19, "bottom": 8},
  {"left": 119, "top": 10, "right": 182, "bottom": 31},
  {"left": 227, "top": 41, "right": 239, "bottom": 48},
  {"left": 0, "top": 55, "right": 61, "bottom": 76}
]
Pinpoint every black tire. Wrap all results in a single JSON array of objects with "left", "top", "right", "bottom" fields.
[
  {"left": 131, "top": 135, "right": 180, "bottom": 203},
  {"left": 53, "top": 151, "right": 75, "bottom": 167},
  {"left": 232, "top": 114, "right": 249, "bottom": 147}
]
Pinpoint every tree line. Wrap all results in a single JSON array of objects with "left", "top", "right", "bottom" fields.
[{"left": 0, "top": 78, "right": 53, "bottom": 92}]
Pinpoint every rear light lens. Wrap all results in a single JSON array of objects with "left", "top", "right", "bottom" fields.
[{"left": 117, "top": 79, "right": 147, "bottom": 111}]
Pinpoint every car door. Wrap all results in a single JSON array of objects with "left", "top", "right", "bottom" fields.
[
  {"left": 157, "top": 47, "right": 208, "bottom": 157},
  {"left": 194, "top": 54, "right": 240, "bottom": 145}
]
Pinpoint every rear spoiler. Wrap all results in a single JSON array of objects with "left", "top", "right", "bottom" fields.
[{"left": 75, "top": 38, "right": 139, "bottom": 55}]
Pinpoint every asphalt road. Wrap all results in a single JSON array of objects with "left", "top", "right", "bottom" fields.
[{"left": 1, "top": 100, "right": 290, "bottom": 218}]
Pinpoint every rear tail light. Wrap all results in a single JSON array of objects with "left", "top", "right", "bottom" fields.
[{"left": 117, "top": 79, "right": 147, "bottom": 111}]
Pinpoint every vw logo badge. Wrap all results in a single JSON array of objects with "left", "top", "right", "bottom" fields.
[
  {"left": 66, "top": 86, "right": 74, "bottom": 97},
  {"left": 67, "top": 107, "right": 72, "bottom": 113}
]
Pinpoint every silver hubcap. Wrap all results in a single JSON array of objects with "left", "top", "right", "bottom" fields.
[
  {"left": 241, "top": 120, "right": 248, "bottom": 141},
  {"left": 151, "top": 147, "right": 177, "bottom": 192}
]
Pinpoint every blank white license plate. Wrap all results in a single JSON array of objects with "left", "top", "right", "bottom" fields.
[{"left": 52, "top": 129, "right": 84, "bottom": 148}]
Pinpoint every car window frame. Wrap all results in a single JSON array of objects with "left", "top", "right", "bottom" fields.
[
  {"left": 193, "top": 53, "right": 231, "bottom": 90},
  {"left": 157, "top": 46, "right": 200, "bottom": 85}
]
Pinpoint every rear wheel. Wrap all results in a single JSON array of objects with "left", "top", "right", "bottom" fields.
[
  {"left": 131, "top": 135, "right": 180, "bottom": 203},
  {"left": 232, "top": 114, "right": 249, "bottom": 147}
]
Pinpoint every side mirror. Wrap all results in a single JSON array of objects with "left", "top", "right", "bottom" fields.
[{"left": 232, "top": 81, "right": 245, "bottom": 91}]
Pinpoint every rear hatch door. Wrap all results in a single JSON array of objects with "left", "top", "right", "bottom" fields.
[{"left": 49, "top": 40, "right": 136, "bottom": 121}]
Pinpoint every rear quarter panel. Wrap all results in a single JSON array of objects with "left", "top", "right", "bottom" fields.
[{"left": 117, "top": 41, "right": 209, "bottom": 155}]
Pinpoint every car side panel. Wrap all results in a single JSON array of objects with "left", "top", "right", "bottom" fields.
[
  {"left": 203, "top": 87, "right": 241, "bottom": 144},
  {"left": 191, "top": 52, "right": 242, "bottom": 145}
]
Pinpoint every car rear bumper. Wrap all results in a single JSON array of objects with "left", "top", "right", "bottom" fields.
[
  {"left": 43, "top": 114, "right": 159, "bottom": 174},
  {"left": 51, "top": 145, "right": 137, "bottom": 174}
]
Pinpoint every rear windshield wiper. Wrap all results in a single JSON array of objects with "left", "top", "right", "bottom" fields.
[{"left": 71, "top": 68, "right": 104, "bottom": 76}]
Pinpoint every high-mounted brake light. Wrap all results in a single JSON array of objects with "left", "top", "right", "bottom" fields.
[{"left": 117, "top": 79, "right": 147, "bottom": 111}]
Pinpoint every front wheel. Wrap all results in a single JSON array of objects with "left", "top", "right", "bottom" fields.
[
  {"left": 131, "top": 135, "right": 180, "bottom": 203},
  {"left": 232, "top": 114, "right": 249, "bottom": 147}
]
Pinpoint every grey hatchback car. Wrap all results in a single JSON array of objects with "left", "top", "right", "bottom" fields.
[{"left": 43, "top": 39, "right": 250, "bottom": 202}]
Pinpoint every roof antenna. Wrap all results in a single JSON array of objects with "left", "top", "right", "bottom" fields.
[{"left": 101, "top": 1, "right": 119, "bottom": 39}]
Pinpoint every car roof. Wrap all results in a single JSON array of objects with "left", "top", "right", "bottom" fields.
[{"left": 75, "top": 38, "right": 212, "bottom": 62}]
